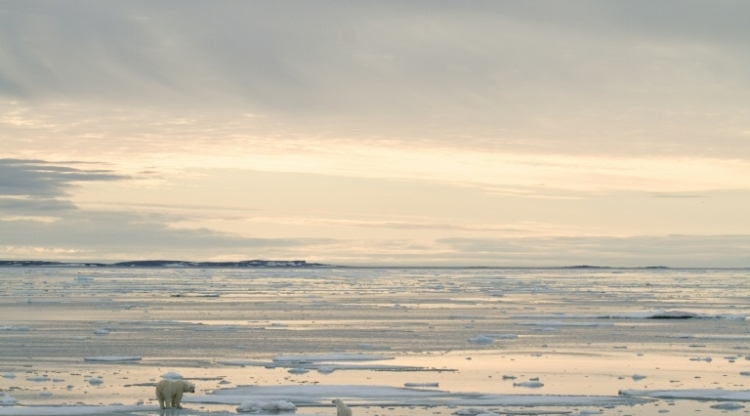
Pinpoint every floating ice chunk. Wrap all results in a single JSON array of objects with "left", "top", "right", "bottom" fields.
[
  {"left": 619, "top": 388, "right": 750, "bottom": 401},
  {"left": 359, "top": 343, "right": 391, "bottom": 350},
  {"left": 489, "top": 333, "right": 518, "bottom": 339},
  {"left": 84, "top": 356, "right": 141, "bottom": 363},
  {"left": 88, "top": 378, "right": 103, "bottom": 385},
  {"left": 193, "top": 325, "right": 237, "bottom": 331},
  {"left": 0, "top": 395, "right": 17, "bottom": 406},
  {"left": 161, "top": 371, "right": 183, "bottom": 379},
  {"left": 93, "top": 329, "right": 109, "bottom": 335},
  {"left": 273, "top": 354, "right": 390, "bottom": 362},
  {"left": 317, "top": 366, "right": 335, "bottom": 374},
  {"left": 0, "top": 325, "right": 31, "bottom": 331},
  {"left": 237, "top": 400, "right": 297, "bottom": 413},
  {"left": 405, "top": 382, "right": 439, "bottom": 388},
  {"left": 517, "top": 321, "right": 613, "bottom": 327},
  {"left": 287, "top": 368, "right": 309, "bottom": 374},
  {"left": 0, "top": 394, "right": 18, "bottom": 406},
  {"left": 454, "top": 408, "right": 499, "bottom": 415},
  {"left": 632, "top": 374, "right": 647, "bottom": 381},
  {"left": 468, "top": 335, "right": 493, "bottom": 344},
  {"left": 710, "top": 402, "right": 745, "bottom": 410},
  {"left": 513, "top": 381, "right": 544, "bottom": 388}
]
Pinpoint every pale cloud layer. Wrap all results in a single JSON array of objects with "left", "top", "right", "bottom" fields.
[{"left": 1, "top": 1, "right": 749, "bottom": 266}]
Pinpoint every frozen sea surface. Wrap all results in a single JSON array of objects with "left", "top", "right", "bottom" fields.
[{"left": 1, "top": 267, "right": 749, "bottom": 416}]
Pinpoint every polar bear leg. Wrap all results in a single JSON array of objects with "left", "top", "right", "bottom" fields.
[
  {"left": 155, "top": 385, "right": 167, "bottom": 409},
  {"left": 173, "top": 390, "right": 184, "bottom": 408}
]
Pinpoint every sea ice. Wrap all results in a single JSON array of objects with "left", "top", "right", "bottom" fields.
[
  {"left": 0, "top": 325, "right": 31, "bottom": 331},
  {"left": 513, "top": 381, "right": 544, "bottom": 388},
  {"left": 404, "top": 382, "right": 439, "bottom": 387},
  {"left": 237, "top": 399, "right": 297, "bottom": 413},
  {"left": 83, "top": 356, "right": 141, "bottom": 363},
  {"left": 288, "top": 368, "right": 310, "bottom": 374},
  {"left": 272, "top": 354, "right": 391, "bottom": 362},
  {"left": 0, "top": 395, "right": 17, "bottom": 406},
  {"left": 468, "top": 335, "right": 493, "bottom": 344},
  {"left": 710, "top": 402, "right": 745, "bottom": 410},
  {"left": 619, "top": 389, "right": 750, "bottom": 402}
]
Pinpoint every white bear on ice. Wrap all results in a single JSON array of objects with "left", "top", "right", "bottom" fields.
[
  {"left": 332, "top": 398, "right": 352, "bottom": 416},
  {"left": 155, "top": 379, "right": 195, "bottom": 409}
]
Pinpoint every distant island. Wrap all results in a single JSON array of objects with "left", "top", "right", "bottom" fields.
[{"left": 0, "top": 260, "right": 328, "bottom": 268}]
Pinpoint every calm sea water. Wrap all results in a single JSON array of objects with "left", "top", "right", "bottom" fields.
[{"left": 1, "top": 267, "right": 749, "bottom": 415}]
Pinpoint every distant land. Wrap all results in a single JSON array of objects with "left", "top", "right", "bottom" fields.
[
  {"left": 0, "top": 260, "right": 328, "bottom": 268},
  {"left": 0, "top": 261, "right": 679, "bottom": 269}
]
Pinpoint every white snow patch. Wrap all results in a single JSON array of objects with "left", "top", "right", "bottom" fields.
[{"left": 161, "top": 371, "right": 183, "bottom": 379}]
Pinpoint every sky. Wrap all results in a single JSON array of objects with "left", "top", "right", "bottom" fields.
[{"left": 1, "top": 1, "right": 749, "bottom": 267}]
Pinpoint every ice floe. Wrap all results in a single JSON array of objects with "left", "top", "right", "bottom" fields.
[
  {"left": 0, "top": 395, "right": 17, "bottom": 406},
  {"left": 404, "top": 382, "right": 439, "bottom": 388},
  {"left": 710, "top": 402, "right": 745, "bottom": 410},
  {"left": 513, "top": 381, "right": 544, "bottom": 388},
  {"left": 237, "top": 399, "right": 297, "bottom": 413},
  {"left": 512, "top": 310, "right": 746, "bottom": 320},
  {"left": 272, "top": 354, "right": 391, "bottom": 362},
  {"left": 83, "top": 356, "right": 141, "bottom": 363},
  {"left": 619, "top": 389, "right": 750, "bottom": 402},
  {"left": 0, "top": 405, "right": 159, "bottom": 415},
  {"left": 186, "top": 384, "right": 647, "bottom": 407},
  {"left": 0, "top": 325, "right": 31, "bottom": 331}
]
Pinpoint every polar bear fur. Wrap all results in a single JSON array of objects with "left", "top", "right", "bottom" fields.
[
  {"left": 332, "top": 398, "right": 352, "bottom": 416},
  {"left": 155, "top": 379, "right": 195, "bottom": 409}
]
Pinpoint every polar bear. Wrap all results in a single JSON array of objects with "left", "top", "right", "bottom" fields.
[
  {"left": 155, "top": 379, "right": 195, "bottom": 409},
  {"left": 332, "top": 398, "right": 352, "bottom": 416}
]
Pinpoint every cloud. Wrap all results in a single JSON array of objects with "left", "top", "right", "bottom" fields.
[
  {"left": 0, "top": 209, "right": 337, "bottom": 260},
  {"left": 0, "top": 159, "right": 126, "bottom": 198},
  {"left": 435, "top": 235, "right": 750, "bottom": 268}
]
